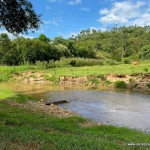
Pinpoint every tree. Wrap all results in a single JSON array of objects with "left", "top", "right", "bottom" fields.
[
  {"left": 139, "top": 45, "right": 150, "bottom": 59},
  {"left": 38, "top": 34, "right": 50, "bottom": 43},
  {"left": 53, "top": 36, "right": 66, "bottom": 45},
  {"left": 0, "top": 0, "right": 42, "bottom": 34},
  {"left": 0, "top": 33, "right": 11, "bottom": 55},
  {"left": 52, "top": 44, "right": 70, "bottom": 61}
]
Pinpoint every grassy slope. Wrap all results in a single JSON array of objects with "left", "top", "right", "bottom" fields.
[
  {"left": 0, "top": 61, "right": 150, "bottom": 82},
  {"left": 0, "top": 90, "right": 150, "bottom": 150}
]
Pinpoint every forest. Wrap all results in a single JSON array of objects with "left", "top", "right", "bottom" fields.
[{"left": 0, "top": 25, "right": 150, "bottom": 66}]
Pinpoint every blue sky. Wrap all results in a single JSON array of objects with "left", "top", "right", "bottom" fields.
[{"left": 1, "top": 0, "right": 150, "bottom": 39}]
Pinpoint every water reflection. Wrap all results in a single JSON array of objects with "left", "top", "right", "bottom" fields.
[{"left": 0, "top": 82, "right": 150, "bottom": 133}]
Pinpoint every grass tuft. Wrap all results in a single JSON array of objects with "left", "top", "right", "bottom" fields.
[{"left": 114, "top": 81, "right": 127, "bottom": 89}]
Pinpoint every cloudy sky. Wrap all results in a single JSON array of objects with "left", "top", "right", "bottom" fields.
[{"left": 1, "top": 0, "right": 150, "bottom": 39}]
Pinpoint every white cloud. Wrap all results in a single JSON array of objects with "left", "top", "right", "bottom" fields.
[
  {"left": 0, "top": 30, "right": 35, "bottom": 39},
  {"left": 80, "top": 8, "right": 89, "bottom": 11},
  {"left": 131, "top": 13, "right": 150, "bottom": 26},
  {"left": 99, "top": 13, "right": 128, "bottom": 24},
  {"left": 97, "top": 0, "right": 150, "bottom": 26},
  {"left": 68, "top": 0, "right": 81, "bottom": 5},
  {"left": 43, "top": 17, "right": 62, "bottom": 26},
  {"left": 0, "top": 30, "right": 15, "bottom": 39},
  {"left": 99, "top": 8, "right": 109, "bottom": 15}
]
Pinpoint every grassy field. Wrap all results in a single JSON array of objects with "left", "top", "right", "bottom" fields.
[
  {"left": 0, "top": 90, "right": 150, "bottom": 150},
  {"left": 0, "top": 60, "right": 150, "bottom": 82}
]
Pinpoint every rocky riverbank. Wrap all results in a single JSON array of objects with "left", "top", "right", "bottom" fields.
[{"left": 12, "top": 72, "right": 150, "bottom": 92}]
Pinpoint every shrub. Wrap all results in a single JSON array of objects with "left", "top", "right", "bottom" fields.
[
  {"left": 70, "top": 60, "right": 76, "bottom": 66},
  {"left": 104, "top": 60, "right": 119, "bottom": 65},
  {"left": 114, "top": 81, "right": 127, "bottom": 88},
  {"left": 123, "top": 58, "right": 131, "bottom": 64},
  {"left": 69, "top": 58, "right": 103, "bottom": 67}
]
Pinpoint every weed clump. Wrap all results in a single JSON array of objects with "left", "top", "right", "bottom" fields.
[
  {"left": 103, "top": 80, "right": 112, "bottom": 85},
  {"left": 97, "top": 74, "right": 105, "bottom": 80},
  {"left": 43, "top": 74, "right": 59, "bottom": 83},
  {"left": 114, "top": 81, "right": 127, "bottom": 88}
]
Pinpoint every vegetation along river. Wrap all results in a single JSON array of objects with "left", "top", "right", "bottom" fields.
[{"left": 1, "top": 82, "right": 150, "bottom": 133}]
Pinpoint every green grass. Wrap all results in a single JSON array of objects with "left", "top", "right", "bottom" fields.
[
  {"left": 0, "top": 89, "right": 16, "bottom": 100},
  {"left": 42, "top": 60, "right": 150, "bottom": 76},
  {"left": 88, "top": 78, "right": 100, "bottom": 85},
  {"left": 0, "top": 88, "right": 36, "bottom": 103},
  {"left": 0, "top": 60, "right": 150, "bottom": 82},
  {"left": 43, "top": 74, "right": 59, "bottom": 83},
  {"left": 0, "top": 90, "right": 150, "bottom": 149},
  {"left": 103, "top": 80, "right": 112, "bottom": 85}
]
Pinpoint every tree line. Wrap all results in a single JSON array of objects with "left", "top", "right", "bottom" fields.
[{"left": 0, "top": 25, "right": 150, "bottom": 66}]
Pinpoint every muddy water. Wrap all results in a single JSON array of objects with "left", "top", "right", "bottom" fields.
[{"left": 1, "top": 83, "right": 150, "bottom": 133}]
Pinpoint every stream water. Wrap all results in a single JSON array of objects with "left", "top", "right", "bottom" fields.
[{"left": 1, "top": 83, "right": 150, "bottom": 133}]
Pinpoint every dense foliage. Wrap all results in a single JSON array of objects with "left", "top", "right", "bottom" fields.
[
  {"left": 0, "top": 25, "right": 150, "bottom": 66},
  {"left": 0, "top": 0, "right": 42, "bottom": 34}
]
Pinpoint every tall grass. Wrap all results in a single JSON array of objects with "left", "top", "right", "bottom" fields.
[{"left": 36, "top": 57, "right": 106, "bottom": 69}]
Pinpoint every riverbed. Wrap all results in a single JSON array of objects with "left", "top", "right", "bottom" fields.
[{"left": 0, "top": 83, "right": 150, "bottom": 133}]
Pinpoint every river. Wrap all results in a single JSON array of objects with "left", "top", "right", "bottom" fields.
[{"left": 0, "top": 83, "right": 150, "bottom": 133}]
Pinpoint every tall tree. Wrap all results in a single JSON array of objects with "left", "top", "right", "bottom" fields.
[
  {"left": 0, "top": 33, "right": 11, "bottom": 55},
  {"left": 38, "top": 34, "right": 50, "bottom": 43},
  {"left": 0, "top": 0, "right": 42, "bottom": 34}
]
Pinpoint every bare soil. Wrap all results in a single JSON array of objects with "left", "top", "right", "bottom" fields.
[
  {"left": 13, "top": 72, "right": 150, "bottom": 92},
  {"left": 4, "top": 99, "right": 78, "bottom": 118}
]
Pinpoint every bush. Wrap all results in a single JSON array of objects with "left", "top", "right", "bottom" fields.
[
  {"left": 123, "top": 58, "right": 131, "bottom": 64},
  {"left": 36, "top": 58, "right": 104, "bottom": 69},
  {"left": 70, "top": 60, "right": 76, "bottom": 66},
  {"left": 114, "top": 81, "right": 127, "bottom": 88},
  {"left": 104, "top": 59, "right": 119, "bottom": 65},
  {"left": 69, "top": 58, "right": 103, "bottom": 67}
]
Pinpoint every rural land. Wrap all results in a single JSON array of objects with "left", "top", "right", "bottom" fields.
[
  {"left": 1, "top": 26, "right": 150, "bottom": 149},
  {"left": 0, "top": 2, "right": 150, "bottom": 148}
]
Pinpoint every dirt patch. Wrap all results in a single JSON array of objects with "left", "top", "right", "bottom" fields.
[
  {"left": 13, "top": 72, "right": 52, "bottom": 84},
  {"left": 4, "top": 99, "right": 78, "bottom": 118},
  {"left": 28, "top": 99, "right": 78, "bottom": 118}
]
